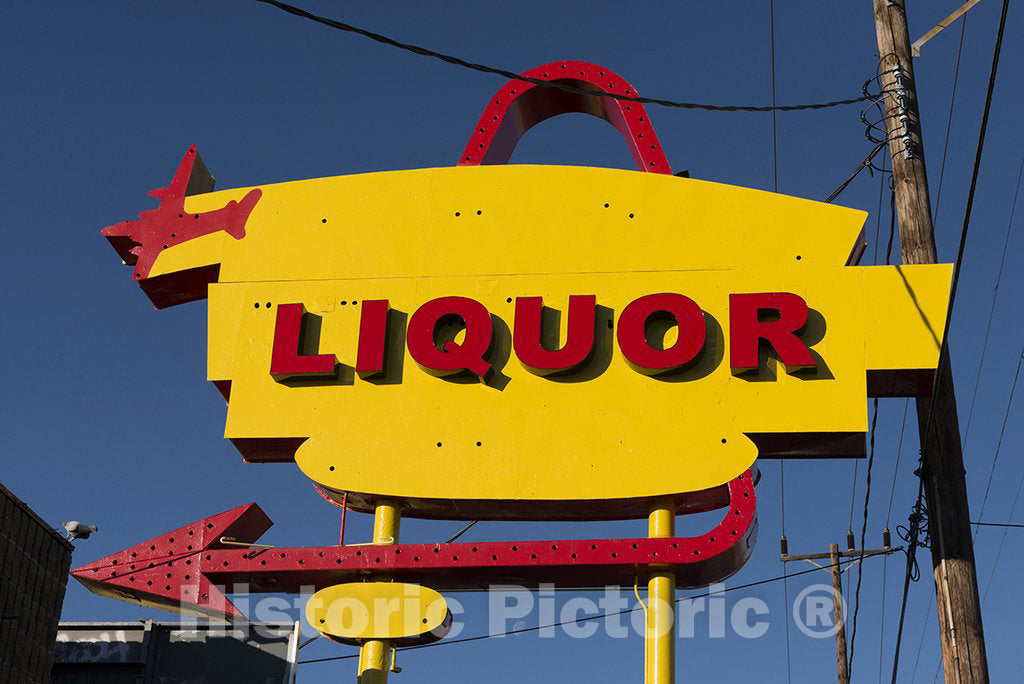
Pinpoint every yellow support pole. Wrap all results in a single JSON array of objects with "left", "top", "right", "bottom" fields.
[
  {"left": 646, "top": 498, "right": 675, "bottom": 684},
  {"left": 356, "top": 647, "right": 366, "bottom": 677},
  {"left": 358, "top": 501, "right": 401, "bottom": 684}
]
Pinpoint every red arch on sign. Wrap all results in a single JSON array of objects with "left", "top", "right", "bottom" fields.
[{"left": 458, "top": 60, "right": 672, "bottom": 174}]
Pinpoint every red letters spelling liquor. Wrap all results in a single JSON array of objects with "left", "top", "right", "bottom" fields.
[
  {"left": 269, "top": 292, "right": 817, "bottom": 381},
  {"left": 269, "top": 304, "right": 337, "bottom": 380},
  {"left": 513, "top": 295, "right": 597, "bottom": 375},
  {"left": 355, "top": 299, "right": 390, "bottom": 378},
  {"left": 617, "top": 293, "right": 706, "bottom": 374},
  {"left": 728, "top": 293, "right": 816, "bottom": 373}
]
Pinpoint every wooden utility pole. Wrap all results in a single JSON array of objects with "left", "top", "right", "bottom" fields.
[
  {"left": 871, "top": 1, "right": 989, "bottom": 682},
  {"left": 829, "top": 544, "right": 850, "bottom": 684},
  {"left": 781, "top": 533, "right": 897, "bottom": 684}
]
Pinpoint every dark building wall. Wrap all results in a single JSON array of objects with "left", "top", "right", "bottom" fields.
[
  {"left": 53, "top": 621, "right": 299, "bottom": 683},
  {"left": 1, "top": 483, "right": 74, "bottom": 684}
]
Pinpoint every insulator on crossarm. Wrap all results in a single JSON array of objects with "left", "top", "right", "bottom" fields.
[
  {"left": 883, "top": 527, "right": 892, "bottom": 549},
  {"left": 846, "top": 530, "right": 856, "bottom": 551},
  {"left": 779, "top": 535, "right": 789, "bottom": 556}
]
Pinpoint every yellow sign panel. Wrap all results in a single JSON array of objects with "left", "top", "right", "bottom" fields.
[{"left": 136, "top": 165, "right": 949, "bottom": 519}]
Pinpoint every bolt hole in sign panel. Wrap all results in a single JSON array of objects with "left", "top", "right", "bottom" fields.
[{"left": 101, "top": 61, "right": 951, "bottom": 522}]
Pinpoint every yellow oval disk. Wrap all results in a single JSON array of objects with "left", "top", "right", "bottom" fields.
[{"left": 306, "top": 582, "right": 450, "bottom": 643}]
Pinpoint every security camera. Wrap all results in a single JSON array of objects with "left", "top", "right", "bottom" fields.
[{"left": 61, "top": 521, "right": 99, "bottom": 540}]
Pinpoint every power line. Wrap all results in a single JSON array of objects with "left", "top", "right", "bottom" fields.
[
  {"left": 768, "top": 5, "right": 792, "bottom": 681},
  {"left": 890, "top": 478, "right": 927, "bottom": 684},
  {"left": 975, "top": 383, "right": 1024, "bottom": 684},
  {"left": 973, "top": 349, "right": 1024, "bottom": 531},
  {"left": 770, "top": 0, "right": 780, "bottom": 190},
  {"left": 846, "top": 183, "right": 894, "bottom": 663},
  {"left": 847, "top": 398, "right": 878, "bottom": 680},
  {"left": 885, "top": 188, "right": 897, "bottom": 264},
  {"left": 885, "top": 400, "right": 911, "bottom": 526},
  {"left": 982, "top": 408, "right": 1024, "bottom": 605},
  {"left": 871, "top": 154, "right": 889, "bottom": 264},
  {"left": 878, "top": 191, "right": 903, "bottom": 684},
  {"left": 931, "top": 12, "right": 969, "bottom": 228},
  {"left": 829, "top": 64, "right": 913, "bottom": 207},
  {"left": 892, "top": 1, "right": 1011, "bottom": 679},
  {"left": 253, "top": 0, "right": 876, "bottom": 113},
  {"left": 847, "top": 460, "right": 860, "bottom": 532},
  {"left": 879, "top": 550, "right": 889, "bottom": 684},
  {"left": 939, "top": 0, "right": 1009, "bottom": 349},
  {"left": 824, "top": 141, "right": 888, "bottom": 203},
  {"left": 973, "top": 521, "right": 1024, "bottom": 529},
  {"left": 963, "top": 157, "right": 1024, "bottom": 526},
  {"left": 854, "top": 177, "right": 897, "bottom": 679},
  {"left": 298, "top": 554, "right": 888, "bottom": 665},
  {"left": 779, "top": 466, "right": 793, "bottom": 684},
  {"left": 908, "top": 593, "right": 935, "bottom": 683},
  {"left": 444, "top": 520, "right": 479, "bottom": 544}
]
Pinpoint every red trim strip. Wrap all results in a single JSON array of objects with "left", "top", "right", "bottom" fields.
[{"left": 459, "top": 61, "right": 672, "bottom": 174}]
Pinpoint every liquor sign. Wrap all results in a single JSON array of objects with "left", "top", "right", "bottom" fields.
[{"left": 76, "top": 61, "right": 951, "bottom": 677}]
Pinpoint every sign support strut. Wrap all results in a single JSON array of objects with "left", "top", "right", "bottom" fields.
[
  {"left": 358, "top": 501, "right": 401, "bottom": 683},
  {"left": 646, "top": 498, "right": 675, "bottom": 684}
]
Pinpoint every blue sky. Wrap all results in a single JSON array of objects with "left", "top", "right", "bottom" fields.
[{"left": 3, "top": 2, "right": 1022, "bottom": 682}]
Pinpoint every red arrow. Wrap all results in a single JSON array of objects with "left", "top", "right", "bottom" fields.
[
  {"left": 72, "top": 472, "right": 756, "bottom": 621},
  {"left": 71, "top": 502, "right": 272, "bottom": 619}
]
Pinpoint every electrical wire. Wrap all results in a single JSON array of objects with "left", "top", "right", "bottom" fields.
[
  {"left": 892, "top": 1, "right": 1011, "bottom": 679},
  {"left": 869, "top": 184, "right": 898, "bottom": 684},
  {"left": 937, "top": 0, "right": 1009, "bottom": 354},
  {"left": 885, "top": 400, "right": 911, "bottom": 527},
  {"left": 931, "top": 14, "right": 969, "bottom": 229},
  {"left": 974, "top": 348, "right": 1024, "bottom": 534},
  {"left": 298, "top": 553, "right": 888, "bottom": 665},
  {"left": 983, "top": 485, "right": 1024, "bottom": 602},
  {"left": 965, "top": 157, "right": 1024, "bottom": 536},
  {"left": 890, "top": 478, "right": 927, "bottom": 684},
  {"left": 848, "top": 460, "right": 860, "bottom": 532},
  {"left": 879, "top": 553, "right": 888, "bottom": 684},
  {"left": 871, "top": 156, "right": 889, "bottom": 264},
  {"left": 828, "top": 62, "right": 907, "bottom": 207},
  {"left": 911, "top": 0, "right": 1012, "bottom": 593},
  {"left": 847, "top": 398, "right": 879, "bottom": 680},
  {"left": 779, "top": 466, "right": 793, "bottom": 684},
  {"left": 908, "top": 570, "right": 936, "bottom": 684},
  {"left": 253, "top": 0, "right": 876, "bottom": 113},
  {"left": 885, "top": 187, "right": 897, "bottom": 263},
  {"left": 444, "top": 520, "right": 479, "bottom": 544},
  {"left": 909, "top": 599, "right": 935, "bottom": 683},
  {"left": 897, "top": 16, "right": 966, "bottom": 683},
  {"left": 982, "top": 387, "right": 1024, "bottom": 604},
  {"left": 972, "top": 521, "right": 1024, "bottom": 529},
  {"left": 880, "top": 197, "right": 906, "bottom": 684},
  {"left": 768, "top": 5, "right": 792, "bottom": 681},
  {"left": 824, "top": 141, "right": 888, "bottom": 203},
  {"left": 845, "top": 164, "right": 890, "bottom": 665},
  {"left": 770, "top": 0, "right": 780, "bottom": 191}
]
